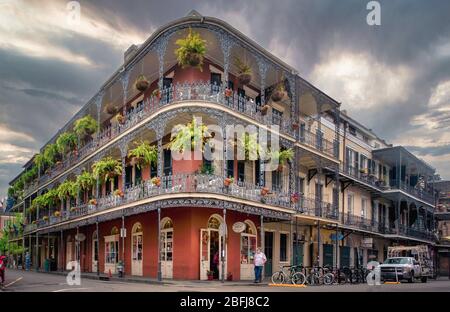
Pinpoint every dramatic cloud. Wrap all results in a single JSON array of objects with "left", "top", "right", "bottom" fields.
[{"left": 0, "top": 0, "right": 450, "bottom": 200}]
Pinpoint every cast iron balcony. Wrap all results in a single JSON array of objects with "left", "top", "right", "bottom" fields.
[{"left": 24, "top": 174, "right": 293, "bottom": 232}]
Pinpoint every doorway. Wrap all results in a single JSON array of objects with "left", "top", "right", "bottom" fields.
[
  {"left": 161, "top": 218, "right": 173, "bottom": 279},
  {"left": 264, "top": 231, "right": 274, "bottom": 277},
  {"left": 92, "top": 231, "right": 98, "bottom": 273},
  {"left": 200, "top": 214, "right": 226, "bottom": 280},
  {"left": 131, "top": 223, "right": 143, "bottom": 276}
]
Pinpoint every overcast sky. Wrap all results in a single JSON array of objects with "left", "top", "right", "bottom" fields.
[{"left": 1, "top": 0, "right": 450, "bottom": 198}]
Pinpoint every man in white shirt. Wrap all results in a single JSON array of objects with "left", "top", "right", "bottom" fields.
[{"left": 253, "top": 247, "right": 267, "bottom": 283}]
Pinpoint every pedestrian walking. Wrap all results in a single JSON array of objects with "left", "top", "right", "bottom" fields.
[
  {"left": 25, "top": 251, "right": 31, "bottom": 271},
  {"left": 0, "top": 255, "right": 7, "bottom": 288},
  {"left": 253, "top": 247, "right": 267, "bottom": 283}
]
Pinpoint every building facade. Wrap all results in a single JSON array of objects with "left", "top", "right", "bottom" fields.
[
  {"left": 7, "top": 11, "right": 439, "bottom": 281},
  {"left": 433, "top": 180, "right": 450, "bottom": 276}
]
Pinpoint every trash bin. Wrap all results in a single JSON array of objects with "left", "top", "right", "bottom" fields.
[{"left": 44, "top": 259, "right": 50, "bottom": 272}]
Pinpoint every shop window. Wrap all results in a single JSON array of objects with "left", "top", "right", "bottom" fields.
[
  {"left": 240, "top": 221, "right": 257, "bottom": 265},
  {"left": 279, "top": 233, "right": 288, "bottom": 262},
  {"left": 105, "top": 240, "right": 119, "bottom": 264}
]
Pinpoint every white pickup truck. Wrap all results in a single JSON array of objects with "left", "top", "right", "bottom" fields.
[
  {"left": 380, "top": 245, "right": 434, "bottom": 283},
  {"left": 379, "top": 257, "right": 428, "bottom": 283}
]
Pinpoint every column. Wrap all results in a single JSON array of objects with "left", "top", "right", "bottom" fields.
[
  {"left": 120, "top": 70, "right": 130, "bottom": 116},
  {"left": 317, "top": 221, "right": 321, "bottom": 266},
  {"left": 121, "top": 214, "right": 125, "bottom": 276},
  {"left": 221, "top": 208, "right": 227, "bottom": 283},
  {"left": 334, "top": 107, "right": 341, "bottom": 159},
  {"left": 35, "top": 232, "right": 39, "bottom": 271},
  {"left": 219, "top": 32, "right": 232, "bottom": 88},
  {"left": 156, "top": 126, "right": 164, "bottom": 178},
  {"left": 157, "top": 207, "right": 162, "bottom": 281},
  {"left": 60, "top": 230, "right": 64, "bottom": 272},
  {"left": 95, "top": 91, "right": 104, "bottom": 140},
  {"left": 96, "top": 220, "right": 100, "bottom": 276},
  {"left": 156, "top": 35, "right": 168, "bottom": 91},
  {"left": 257, "top": 56, "right": 268, "bottom": 110},
  {"left": 315, "top": 95, "right": 324, "bottom": 151},
  {"left": 260, "top": 215, "right": 264, "bottom": 279},
  {"left": 119, "top": 141, "right": 127, "bottom": 193}
]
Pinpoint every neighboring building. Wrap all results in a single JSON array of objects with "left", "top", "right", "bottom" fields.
[
  {"left": 433, "top": 180, "right": 450, "bottom": 276},
  {"left": 7, "top": 11, "right": 439, "bottom": 280},
  {"left": 0, "top": 211, "right": 15, "bottom": 239}
]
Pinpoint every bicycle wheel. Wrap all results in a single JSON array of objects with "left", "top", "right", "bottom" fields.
[
  {"left": 323, "top": 273, "right": 334, "bottom": 285},
  {"left": 291, "top": 272, "right": 306, "bottom": 286},
  {"left": 271, "top": 271, "right": 285, "bottom": 284}
]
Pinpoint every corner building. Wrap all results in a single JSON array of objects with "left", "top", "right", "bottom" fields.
[{"left": 8, "top": 11, "right": 439, "bottom": 280}]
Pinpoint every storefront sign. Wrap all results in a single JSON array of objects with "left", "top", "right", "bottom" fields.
[
  {"left": 362, "top": 238, "right": 373, "bottom": 248},
  {"left": 330, "top": 233, "right": 344, "bottom": 241},
  {"left": 232, "top": 222, "right": 246, "bottom": 233},
  {"left": 120, "top": 228, "right": 127, "bottom": 238}
]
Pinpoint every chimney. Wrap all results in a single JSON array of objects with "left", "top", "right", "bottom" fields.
[{"left": 124, "top": 44, "right": 140, "bottom": 63}]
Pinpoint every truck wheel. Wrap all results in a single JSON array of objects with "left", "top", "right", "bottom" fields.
[
  {"left": 408, "top": 271, "right": 414, "bottom": 283},
  {"left": 421, "top": 276, "right": 427, "bottom": 283}
]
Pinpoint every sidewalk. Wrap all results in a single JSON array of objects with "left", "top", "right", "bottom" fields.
[{"left": 12, "top": 269, "right": 266, "bottom": 287}]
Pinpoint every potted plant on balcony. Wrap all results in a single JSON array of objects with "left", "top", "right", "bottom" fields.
[
  {"left": 43, "top": 143, "right": 61, "bottom": 166},
  {"left": 56, "top": 180, "right": 78, "bottom": 203},
  {"left": 135, "top": 74, "right": 150, "bottom": 92},
  {"left": 234, "top": 57, "right": 252, "bottom": 86},
  {"left": 70, "top": 207, "right": 77, "bottom": 213},
  {"left": 115, "top": 113, "right": 126, "bottom": 125},
  {"left": 261, "top": 187, "right": 269, "bottom": 196},
  {"left": 151, "top": 88, "right": 161, "bottom": 100},
  {"left": 359, "top": 167, "right": 368, "bottom": 175},
  {"left": 238, "top": 132, "right": 261, "bottom": 161},
  {"left": 128, "top": 140, "right": 157, "bottom": 170},
  {"left": 89, "top": 198, "right": 97, "bottom": 206},
  {"left": 207, "top": 270, "right": 214, "bottom": 280},
  {"left": 114, "top": 189, "right": 124, "bottom": 198},
  {"left": 92, "top": 157, "right": 123, "bottom": 182},
  {"left": 175, "top": 27, "right": 207, "bottom": 70},
  {"left": 151, "top": 176, "right": 161, "bottom": 187},
  {"left": 260, "top": 103, "right": 270, "bottom": 116},
  {"left": 74, "top": 115, "right": 98, "bottom": 143},
  {"left": 42, "top": 216, "right": 49, "bottom": 222},
  {"left": 271, "top": 148, "right": 294, "bottom": 172},
  {"left": 224, "top": 177, "right": 234, "bottom": 187},
  {"left": 271, "top": 80, "right": 287, "bottom": 102},
  {"left": 224, "top": 87, "right": 233, "bottom": 98},
  {"left": 291, "top": 193, "right": 300, "bottom": 204},
  {"left": 54, "top": 210, "right": 61, "bottom": 217}
]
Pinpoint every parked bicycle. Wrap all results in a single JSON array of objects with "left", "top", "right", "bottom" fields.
[{"left": 271, "top": 264, "right": 306, "bottom": 285}]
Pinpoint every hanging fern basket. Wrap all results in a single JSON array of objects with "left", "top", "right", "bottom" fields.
[
  {"left": 185, "top": 51, "right": 203, "bottom": 67},
  {"left": 271, "top": 89, "right": 286, "bottom": 102},
  {"left": 135, "top": 75, "right": 150, "bottom": 92},
  {"left": 238, "top": 73, "right": 252, "bottom": 85},
  {"left": 105, "top": 104, "right": 118, "bottom": 115}
]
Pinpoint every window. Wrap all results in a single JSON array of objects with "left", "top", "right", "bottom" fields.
[
  {"left": 237, "top": 88, "right": 246, "bottom": 112},
  {"left": 163, "top": 149, "right": 172, "bottom": 176},
  {"left": 272, "top": 170, "right": 281, "bottom": 191},
  {"left": 125, "top": 165, "right": 132, "bottom": 189},
  {"left": 150, "top": 162, "right": 157, "bottom": 178},
  {"left": 272, "top": 108, "right": 283, "bottom": 126},
  {"left": 315, "top": 183, "right": 323, "bottom": 201},
  {"left": 361, "top": 198, "right": 367, "bottom": 218},
  {"left": 349, "top": 125, "right": 357, "bottom": 136},
  {"left": 227, "top": 160, "right": 234, "bottom": 179},
  {"left": 298, "top": 177, "right": 305, "bottom": 195},
  {"left": 135, "top": 165, "right": 142, "bottom": 186},
  {"left": 255, "top": 159, "right": 260, "bottom": 185},
  {"left": 237, "top": 161, "right": 245, "bottom": 182},
  {"left": 113, "top": 176, "right": 119, "bottom": 191},
  {"left": 347, "top": 194, "right": 354, "bottom": 215},
  {"left": 105, "top": 240, "right": 119, "bottom": 264},
  {"left": 105, "top": 178, "right": 112, "bottom": 195},
  {"left": 280, "top": 233, "right": 288, "bottom": 262}
]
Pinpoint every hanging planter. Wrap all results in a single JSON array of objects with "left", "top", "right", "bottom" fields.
[
  {"left": 234, "top": 57, "right": 252, "bottom": 86},
  {"left": 114, "top": 189, "right": 124, "bottom": 197},
  {"left": 54, "top": 211, "right": 61, "bottom": 217},
  {"left": 271, "top": 84, "right": 287, "bottom": 102},
  {"left": 135, "top": 75, "right": 150, "bottom": 92},
  {"left": 43, "top": 216, "right": 49, "bottom": 221},
  {"left": 105, "top": 104, "right": 118, "bottom": 115},
  {"left": 175, "top": 28, "right": 207, "bottom": 70},
  {"left": 292, "top": 122, "right": 300, "bottom": 130},
  {"left": 89, "top": 198, "right": 97, "bottom": 206},
  {"left": 291, "top": 193, "right": 300, "bottom": 204}
]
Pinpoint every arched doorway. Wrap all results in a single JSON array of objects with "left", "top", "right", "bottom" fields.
[
  {"left": 161, "top": 218, "right": 173, "bottom": 278},
  {"left": 240, "top": 220, "right": 257, "bottom": 280},
  {"left": 131, "top": 223, "right": 143, "bottom": 276},
  {"left": 200, "top": 214, "right": 226, "bottom": 280},
  {"left": 92, "top": 230, "right": 98, "bottom": 273}
]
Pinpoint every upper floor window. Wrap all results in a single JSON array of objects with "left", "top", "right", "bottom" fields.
[
  {"left": 349, "top": 125, "right": 357, "bottom": 136},
  {"left": 272, "top": 108, "right": 283, "bottom": 126},
  {"left": 347, "top": 194, "right": 354, "bottom": 215},
  {"left": 361, "top": 198, "right": 367, "bottom": 218}
]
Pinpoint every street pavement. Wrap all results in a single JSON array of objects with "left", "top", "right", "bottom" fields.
[{"left": 2, "top": 269, "right": 450, "bottom": 292}]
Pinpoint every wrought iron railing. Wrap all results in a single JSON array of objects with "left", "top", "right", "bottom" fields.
[
  {"left": 24, "top": 81, "right": 313, "bottom": 196},
  {"left": 340, "top": 164, "right": 386, "bottom": 190},
  {"left": 299, "top": 127, "right": 336, "bottom": 158},
  {"left": 24, "top": 174, "right": 293, "bottom": 231},
  {"left": 295, "top": 196, "right": 338, "bottom": 220}
]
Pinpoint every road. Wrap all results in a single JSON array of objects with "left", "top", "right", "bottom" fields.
[{"left": 2, "top": 269, "right": 450, "bottom": 292}]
